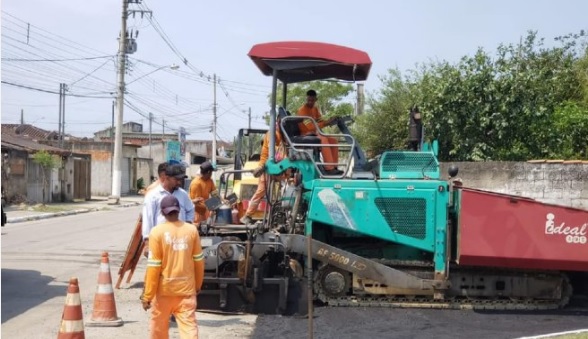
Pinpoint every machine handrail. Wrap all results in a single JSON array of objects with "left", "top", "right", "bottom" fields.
[{"left": 279, "top": 115, "right": 355, "bottom": 178}]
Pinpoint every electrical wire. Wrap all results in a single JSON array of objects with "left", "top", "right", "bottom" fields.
[
  {"left": 1, "top": 80, "right": 114, "bottom": 98},
  {"left": 1, "top": 55, "right": 114, "bottom": 62}
]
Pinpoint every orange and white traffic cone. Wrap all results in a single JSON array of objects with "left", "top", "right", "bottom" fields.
[
  {"left": 86, "top": 252, "right": 123, "bottom": 327},
  {"left": 58, "top": 277, "right": 85, "bottom": 339}
]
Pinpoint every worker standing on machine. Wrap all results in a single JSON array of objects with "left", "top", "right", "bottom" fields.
[
  {"left": 297, "top": 89, "right": 342, "bottom": 175},
  {"left": 240, "top": 117, "right": 286, "bottom": 225}
]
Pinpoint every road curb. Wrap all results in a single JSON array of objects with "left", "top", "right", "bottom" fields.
[
  {"left": 5, "top": 201, "right": 141, "bottom": 224},
  {"left": 517, "top": 329, "right": 588, "bottom": 338}
]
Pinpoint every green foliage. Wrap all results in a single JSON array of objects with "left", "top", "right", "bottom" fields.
[
  {"left": 354, "top": 69, "right": 411, "bottom": 156},
  {"left": 552, "top": 101, "right": 588, "bottom": 158},
  {"left": 32, "top": 150, "right": 58, "bottom": 202},
  {"left": 137, "top": 177, "right": 145, "bottom": 190},
  {"left": 359, "top": 30, "right": 588, "bottom": 161},
  {"left": 32, "top": 150, "right": 57, "bottom": 169}
]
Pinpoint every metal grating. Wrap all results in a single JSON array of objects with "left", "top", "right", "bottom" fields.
[
  {"left": 374, "top": 198, "right": 427, "bottom": 239},
  {"left": 380, "top": 152, "right": 438, "bottom": 175}
]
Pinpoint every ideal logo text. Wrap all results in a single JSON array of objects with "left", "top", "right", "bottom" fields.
[{"left": 545, "top": 213, "right": 587, "bottom": 244}]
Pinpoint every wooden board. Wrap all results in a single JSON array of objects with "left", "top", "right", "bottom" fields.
[{"left": 116, "top": 214, "right": 145, "bottom": 289}]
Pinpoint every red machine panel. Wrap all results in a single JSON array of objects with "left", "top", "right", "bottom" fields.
[{"left": 458, "top": 187, "right": 588, "bottom": 271}]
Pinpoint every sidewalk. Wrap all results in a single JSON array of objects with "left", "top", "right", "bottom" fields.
[{"left": 4, "top": 195, "right": 145, "bottom": 224}]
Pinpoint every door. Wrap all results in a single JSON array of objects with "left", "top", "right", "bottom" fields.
[
  {"left": 73, "top": 158, "right": 91, "bottom": 200},
  {"left": 121, "top": 157, "right": 131, "bottom": 195},
  {"left": 26, "top": 160, "right": 46, "bottom": 203}
]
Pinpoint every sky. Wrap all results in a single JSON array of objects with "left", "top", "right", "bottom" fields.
[{"left": 1, "top": 0, "right": 587, "bottom": 142}]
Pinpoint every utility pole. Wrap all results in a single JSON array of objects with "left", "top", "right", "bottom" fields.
[
  {"left": 148, "top": 112, "right": 153, "bottom": 159},
  {"left": 212, "top": 74, "right": 217, "bottom": 173},
  {"left": 111, "top": 100, "right": 115, "bottom": 174},
  {"left": 248, "top": 107, "right": 251, "bottom": 129},
  {"left": 248, "top": 107, "right": 253, "bottom": 156},
  {"left": 110, "top": 0, "right": 129, "bottom": 204},
  {"left": 20, "top": 109, "right": 24, "bottom": 125},
  {"left": 356, "top": 83, "right": 365, "bottom": 116},
  {"left": 58, "top": 83, "right": 63, "bottom": 140},
  {"left": 60, "top": 83, "right": 66, "bottom": 148},
  {"left": 162, "top": 119, "right": 165, "bottom": 138}
]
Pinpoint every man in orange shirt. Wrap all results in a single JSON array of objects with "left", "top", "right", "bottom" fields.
[
  {"left": 141, "top": 195, "right": 204, "bottom": 339},
  {"left": 189, "top": 161, "right": 218, "bottom": 224},
  {"left": 297, "top": 89, "right": 342, "bottom": 175}
]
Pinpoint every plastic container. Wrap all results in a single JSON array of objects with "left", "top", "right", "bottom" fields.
[{"left": 216, "top": 204, "right": 232, "bottom": 225}]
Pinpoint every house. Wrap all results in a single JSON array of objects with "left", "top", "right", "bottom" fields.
[
  {"left": 93, "top": 121, "right": 178, "bottom": 146},
  {"left": 40, "top": 140, "right": 152, "bottom": 197},
  {"left": 137, "top": 139, "right": 234, "bottom": 178},
  {"left": 1, "top": 133, "right": 91, "bottom": 203},
  {"left": 1, "top": 124, "right": 79, "bottom": 142}
]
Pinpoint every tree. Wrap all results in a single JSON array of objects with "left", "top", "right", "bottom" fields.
[
  {"left": 32, "top": 150, "right": 58, "bottom": 203},
  {"left": 354, "top": 69, "right": 412, "bottom": 156},
  {"left": 363, "top": 30, "right": 587, "bottom": 161}
]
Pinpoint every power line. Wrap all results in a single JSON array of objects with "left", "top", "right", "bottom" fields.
[
  {"left": 1, "top": 55, "right": 114, "bottom": 62},
  {"left": 69, "top": 57, "right": 114, "bottom": 87},
  {"left": 1, "top": 10, "right": 111, "bottom": 56},
  {"left": 1, "top": 80, "right": 114, "bottom": 98},
  {"left": 1, "top": 34, "right": 116, "bottom": 91},
  {"left": 135, "top": 2, "right": 269, "bottom": 98}
]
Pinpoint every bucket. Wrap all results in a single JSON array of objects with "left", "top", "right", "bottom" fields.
[{"left": 216, "top": 204, "right": 232, "bottom": 225}]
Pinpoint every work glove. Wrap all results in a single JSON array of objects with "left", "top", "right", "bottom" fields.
[
  {"left": 252, "top": 166, "right": 265, "bottom": 178},
  {"left": 211, "top": 190, "right": 220, "bottom": 198}
]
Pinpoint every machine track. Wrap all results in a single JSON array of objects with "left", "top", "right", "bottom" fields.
[
  {"left": 324, "top": 292, "right": 570, "bottom": 311},
  {"left": 315, "top": 260, "right": 573, "bottom": 311}
]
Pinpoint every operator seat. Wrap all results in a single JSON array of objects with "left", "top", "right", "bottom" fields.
[{"left": 277, "top": 107, "right": 322, "bottom": 163}]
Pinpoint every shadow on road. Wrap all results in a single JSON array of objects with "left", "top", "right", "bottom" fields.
[{"left": 1, "top": 268, "right": 65, "bottom": 323}]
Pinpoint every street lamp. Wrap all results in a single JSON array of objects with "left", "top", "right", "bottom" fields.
[{"left": 110, "top": 63, "right": 180, "bottom": 204}]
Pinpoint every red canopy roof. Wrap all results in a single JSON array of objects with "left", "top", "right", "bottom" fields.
[{"left": 248, "top": 41, "right": 372, "bottom": 83}]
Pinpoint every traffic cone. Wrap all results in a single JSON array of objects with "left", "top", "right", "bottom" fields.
[
  {"left": 86, "top": 252, "right": 123, "bottom": 327},
  {"left": 58, "top": 277, "right": 85, "bottom": 339}
]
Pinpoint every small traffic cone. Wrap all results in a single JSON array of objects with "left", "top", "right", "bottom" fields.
[
  {"left": 86, "top": 252, "right": 123, "bottom": 327},
  {"left": 58, "top": 277, "right": 85, "bottom": 339}
]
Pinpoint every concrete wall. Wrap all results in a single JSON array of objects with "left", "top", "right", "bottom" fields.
[
  {"left": 1, "top": 150, "right": 77, "bottom": 203},
  {"left": 53, "top": 141, "right": 141, "bottom": 196},
  {"left": 135, "top": 158, "right": 152, "bottom": 190},
  {"left": 439, "top": 162, "right": 588, "bottom": 210},
  {"left": 1, "top": 150, "right": 28, "bottom": 202},
  {"left": 137, "top": 140, "right": 233, "bottom": 179},
  {"left": 63, "top": 156, "right": 75, "bottom": 201}
]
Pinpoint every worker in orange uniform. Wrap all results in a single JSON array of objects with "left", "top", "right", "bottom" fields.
[
  {"left": 141, "top": 195, "right": 204, "bottom": 339},
  {"left": 297, "top": 89, "right": 342, "bottom": 175},
  {"left": 189, "top": 161, "right": 218, "bottom": 224},
  {"left": 240, "top": 119, "right": 286, "bottom": 225}
]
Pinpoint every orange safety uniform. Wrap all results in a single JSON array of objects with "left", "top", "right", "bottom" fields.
[
  {"left": 143, "top": 220, "right": 204, "bottom": 339},
  {"left": 297, "top": 104, "right": 339, "bottom": 171},
  {"left": 243, "top": 131, "right": 285, "bottom": 218},
  {"left": 189, "top": 176, "right": 216, "bottom": 223}
]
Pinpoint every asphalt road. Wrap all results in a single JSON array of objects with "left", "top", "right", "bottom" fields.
[
  {"left": 0, "top": 207, "right": 257, "bottom": 339},
  {"left": 1, "top": 206, "right": 586, "bottom": 339}
]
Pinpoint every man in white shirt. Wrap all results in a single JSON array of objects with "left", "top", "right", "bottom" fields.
[{"left": 142, "top": 164, "right": 195, "bottom": 257}]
